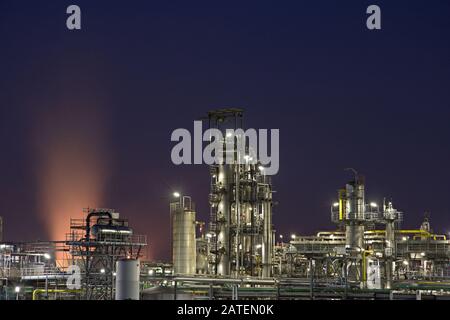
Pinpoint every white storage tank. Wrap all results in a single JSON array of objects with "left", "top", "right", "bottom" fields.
[
  {"left": 171, "top": 196, "right": 196, "bottom": 275},
  {"left": 115, "top": 258, "right": 140, "bottom": 300}
]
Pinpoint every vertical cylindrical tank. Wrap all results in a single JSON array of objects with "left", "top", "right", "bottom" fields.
[
  {"left": 384, "top": 201, "right": 398, "bottom": 289},
  {"left": 344, "top": 176, "right": 365, "bottom": 250},
  {"left": 345, "top": 223, "right": 365, "bottom": 249},
  {"left": 216, "top": 164, "right": 231, "bottom": 275},
  {"left": 115, "top": 258, "right": 140, "bottom": 300},
  {"left": 346, "top": 178, "right": 365, "bottom": 221},
  {"left": 172, "top": 197, "right": 196, "bottom": 275}
]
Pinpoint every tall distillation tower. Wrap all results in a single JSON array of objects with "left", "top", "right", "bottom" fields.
[
  {"left": 205, "top": 109, "right": 274, "bottom": 278},
  {"left": 331, "top": 171, "right": 377, "bottom": 282},
  {"left": 331, "top": 171, "right": 403, "bottom": 288}
]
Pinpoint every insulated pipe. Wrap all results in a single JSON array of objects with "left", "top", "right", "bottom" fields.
[
  {"left": 85, "top": 211, "right": 113, "bottom": 240},
  {"left": 174, "top": 276, "right": 276, "bottom": 286}
]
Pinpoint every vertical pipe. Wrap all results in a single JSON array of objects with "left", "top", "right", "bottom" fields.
[{"left": 262, "top": 197, "right": 272, "bottom": 278}]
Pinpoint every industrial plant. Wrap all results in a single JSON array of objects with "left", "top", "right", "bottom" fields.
[{"left": 1, "top": 109, "right": 449, "bottom": 300}]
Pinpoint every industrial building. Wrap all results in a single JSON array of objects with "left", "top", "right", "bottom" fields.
[{"left": 1, "top": 109, "right": 449, "bottom": 300}]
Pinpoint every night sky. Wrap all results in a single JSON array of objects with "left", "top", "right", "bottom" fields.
[{"left": 1, "top": 1, "right": 450, "bottom": 260}]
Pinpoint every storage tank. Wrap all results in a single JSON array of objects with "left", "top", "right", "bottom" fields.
[
  {"left": 115, "top": 258, "right": 140, "bottom": 300},
  {"left": 171, "top": 196, "right": 196, "bottom": 275}
]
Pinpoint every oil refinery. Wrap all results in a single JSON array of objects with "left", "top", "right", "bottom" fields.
[{"left": 0, "top": 109, "right": 449, "bottom": 301}]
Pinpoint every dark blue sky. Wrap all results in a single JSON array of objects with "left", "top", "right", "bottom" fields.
[{"left": 1, "top": 1, "right": 450, "bottom": 259}]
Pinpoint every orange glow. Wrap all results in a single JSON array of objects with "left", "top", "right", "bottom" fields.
[
  {"left": 36, "top": 149, "right": 106, "bottom": 242},
  {"left": 34, "top": 101, "right": 110, "bottom": 246}
]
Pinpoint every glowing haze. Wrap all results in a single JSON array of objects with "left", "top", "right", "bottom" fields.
[{"left": 33, "top": 92, "right": 110, "bottom": 243}]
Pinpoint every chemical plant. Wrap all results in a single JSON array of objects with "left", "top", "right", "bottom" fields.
[{"left": 1, "top": 109, "right": 449, "bottom": 300}]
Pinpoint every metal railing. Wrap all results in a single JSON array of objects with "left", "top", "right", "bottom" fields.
[
  {"left": 66, "top": 231, "right": 147, "bottom": 246},
  {"left": 20, "top": 266, "right": 63, "bottom": 277}
]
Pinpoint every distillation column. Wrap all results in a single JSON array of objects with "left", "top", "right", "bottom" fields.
[
  {"left": 344, "top": 176, "right": 365, "bottom": 251},
  {"left": 216, "top": 164, "right": 232, "bottom": 275},
  {"left": 384, "top": 201, "right": 399, "bottom": 289},
  {"left": 261, "top": 179, "right": 273, "bottom": 278},
  {"left": 205, "top": 109, "right": 274, "bottom": 278},
  {"left": 334, "top": 173, "right": 367, "bottom": 283}
]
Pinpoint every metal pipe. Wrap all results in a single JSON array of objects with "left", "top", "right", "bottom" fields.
[
  {"left": 32, "top": 289, "right": 81, "bottom": 300},
  {"left": 85, "top": 211, "right": 113, "bottom": 240}
]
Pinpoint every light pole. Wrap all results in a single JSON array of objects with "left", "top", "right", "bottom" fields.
[{"left": 15, "top": 286, "right": 20, "bottom": 300}]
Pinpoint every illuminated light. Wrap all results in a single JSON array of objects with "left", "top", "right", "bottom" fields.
[
  {"left": 43, "top": 253, "right": 51, "bottom": 260},
  {"left": 226, "top": 132, "right": 233, "bottom": 138},
  {"left": 279, "top": 235, "right": 283, "bottom": 239},
  {"left": 370, "top": 202, "right": 378, "bottom": 208},
  {"left": 113, "top": 272, "right": 117, "bottom": 276},
  {"left": 403, "top": 260, "right": 409, "bottom": 266},
  {"left": 420, "top": 252, "right": 426, "bottom": 257},
  {"left": 100, "top": 268, "right": 106, "bottom": 274},
  {"left": 148, "top": 270, "right": 154, "bottom": 276},
  {"left": 402, "top": 236, "right": 408, "bottom": 241},
  {"left": 15, "top": 286, "right": 20, "bottom": 293},
  {"left": 258, "top": 166, "right": 264, "bottom": 171},
  {"left": 206, "top": 233, "right": 212, "bottom": 239},
  {"left": 256, "top": 244, "right": 262, "bottom": 249},
  {"left": 100, "top": 229, "right": 117, "bottom": 233},
  {"left": 291, "top": 234, "right": 296, "bottom": 240},
  {"left": 333, "top": 202, "right": 339, "bottom": 207},
  {"left": 173, "top": 192, "right": 180, "bottom": 198}
]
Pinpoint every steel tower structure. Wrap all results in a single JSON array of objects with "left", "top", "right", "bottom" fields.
[
  {"left": 204, "top": 109, "right": 274, "bottom": 277},
  {"left": 66, "top": 208, "right": 147, "bottom": 300}
]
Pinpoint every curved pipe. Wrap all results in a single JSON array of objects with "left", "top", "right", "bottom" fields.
[{"left": 85, "top": 211, "right": 113, "bottom": 240}]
